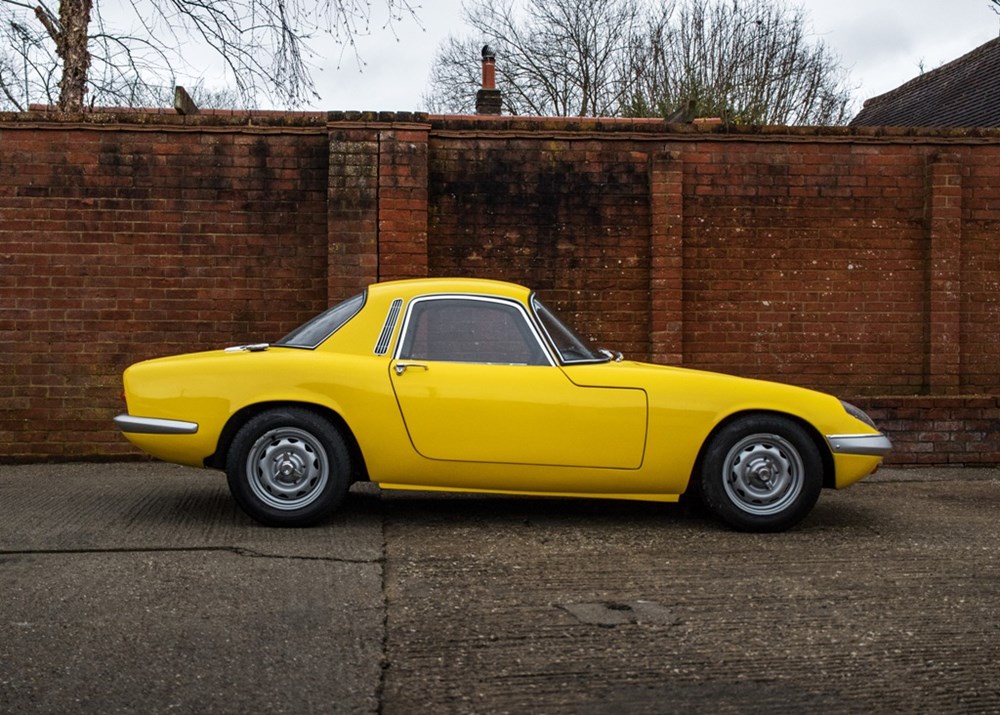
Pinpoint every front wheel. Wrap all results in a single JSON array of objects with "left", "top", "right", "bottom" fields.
[
  {"left": 698, "top": 416, "right": 823, "bottom": 532},
  {"left": 226, "top": 408, "right": 351, "bottom": 526}
]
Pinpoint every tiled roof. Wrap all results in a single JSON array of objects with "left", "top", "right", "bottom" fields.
[{"left": 851, "top": 37, "right": 1000, "bottom": 128}]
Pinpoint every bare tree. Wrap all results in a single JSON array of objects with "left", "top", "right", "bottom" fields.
[
  {"left": 0, "top": 0, "right": 420, "bottom": 112},
  {"left": 628, "top": 0, "right": 852, "bottom": 124},
  {"left": 425, "top": 0, "right": 650, "bottom": 117},
  {"left": 425, "top": 0, "right": 852, "bottom": 125},
  {"left": 1, "top": 7, "right": 63, "bottom": 110}
]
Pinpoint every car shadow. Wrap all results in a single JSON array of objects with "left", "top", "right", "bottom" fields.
[
  {"left": 135, "top": 478, "right": 881, "bottom": 535},
  {"left": 374, "top": 487, "right": 885, "bottom": 535},
  {"left": 375, "top": 488, "right": 719, "bottom": 531}
]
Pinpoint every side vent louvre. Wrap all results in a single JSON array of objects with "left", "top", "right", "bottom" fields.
[{"left": 374, "top": 299, "right": 403, "bottom": 355}]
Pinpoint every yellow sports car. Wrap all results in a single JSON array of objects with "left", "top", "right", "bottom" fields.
[{"left": 115, "top": 277, "right": 890, "bottom": 532}]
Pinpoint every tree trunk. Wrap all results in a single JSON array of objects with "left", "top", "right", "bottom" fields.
[{"left": 35, "top": 0, "right": 93, "bottom": 111}]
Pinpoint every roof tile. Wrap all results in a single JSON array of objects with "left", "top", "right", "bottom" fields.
[{"left": 851, "top": 37, "right": 1000, "bottom": 128}]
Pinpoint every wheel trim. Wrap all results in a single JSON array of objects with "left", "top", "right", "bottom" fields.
[
  {"left": 246, "top": 427, "right": 330, "bottom": 511},
  {"left": 722, "top": 433, "right": 804, "bottom": 516}
]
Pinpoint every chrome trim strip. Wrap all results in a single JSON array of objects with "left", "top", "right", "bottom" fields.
[
  {"left": 826, "top": 433, "right": 893, "bottom": 457},
  {"left": 114, "top": 415, "right": 199, "bottom": 435}
]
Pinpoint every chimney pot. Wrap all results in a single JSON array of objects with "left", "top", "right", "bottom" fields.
[
  {"left": 480, "top": 45, "right": 497, "bottom": 91},
  {"left": 476, "top": 45, "right": 502, "bottom": 114}
]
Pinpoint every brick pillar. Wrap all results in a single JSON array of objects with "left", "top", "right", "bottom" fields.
[
  {"left": 925, "top": 153, "right": 963, "bottom": 395},
  {"left": 377, "top": 122, "right": 429, "bottom": 281},
  {"left": 328, "top": 120, "right": 380, "bottom": 299},
  {"left": 649, "top": 151, "right": 684, "bottom": 365}
]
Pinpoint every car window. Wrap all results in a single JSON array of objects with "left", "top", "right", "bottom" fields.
[
  {"left": 275, "top": 292, "right": 365, "bottom": 348},
  {"left": 397, "top": 297, "right": 550, "bottom": 366}
]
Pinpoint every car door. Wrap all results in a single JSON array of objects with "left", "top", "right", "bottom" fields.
[{"left": 389, "top": 295, "right": 648, "bottom": 469}]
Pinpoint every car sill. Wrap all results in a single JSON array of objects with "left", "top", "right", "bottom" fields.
[
  {"left": 114, "top": 415, "right": 199, "bottom": 435},
  {"left": 826, "top": 433, "right": 892, "bottom": 457}
]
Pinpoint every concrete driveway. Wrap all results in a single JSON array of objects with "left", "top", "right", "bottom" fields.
[{"left": 1, "top": 463, "right": 998, "bottom": 713}]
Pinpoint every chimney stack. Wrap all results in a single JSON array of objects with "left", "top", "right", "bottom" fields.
[{"left": 476, "top": 45, "right": 502, "bottom": 115}]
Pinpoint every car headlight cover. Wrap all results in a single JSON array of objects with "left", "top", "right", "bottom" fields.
[{"left": 841, "top": 400, "right": 876, "bottom": 429}]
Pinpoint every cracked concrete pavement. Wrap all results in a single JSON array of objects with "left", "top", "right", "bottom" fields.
[
  {"left": 2, "top": 462, "right": 999, "bottom": 713},
  {"left": 1, "top": 463, "right": 384, "bottom": 713}
]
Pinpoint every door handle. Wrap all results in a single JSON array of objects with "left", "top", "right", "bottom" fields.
[{"left": 394, "top": 362, "right": 428, "bottom": 375}]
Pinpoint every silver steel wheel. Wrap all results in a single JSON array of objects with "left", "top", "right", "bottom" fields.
[
  {"left": 722, "top": 433, "right": 804, "bottom": 517},
  {"left": 245, "top": 426, "right": 330, "bottom": 511}
]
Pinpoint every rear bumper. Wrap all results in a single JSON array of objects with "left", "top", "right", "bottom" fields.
[
  {"left": 114, "top": 414, "right": 199, "bottom": 435},
  {"left": 826, "top": 433, "right": 892, "bottom": 457}
]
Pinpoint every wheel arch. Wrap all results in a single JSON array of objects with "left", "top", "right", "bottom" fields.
[
  {"left": 206, "top": 401, "right": 369, "bottom": 483},
  {"left": 689, "top": 409, "right": 835, "bottom": 491}
]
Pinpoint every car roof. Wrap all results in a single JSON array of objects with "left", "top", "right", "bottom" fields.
[{"left": 366, "top": 277, "right": 532, "bottom": 302}]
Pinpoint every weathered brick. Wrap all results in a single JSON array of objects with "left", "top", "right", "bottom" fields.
[{"left": 4, "top": 114, "right": 1000, "bottom": 462}]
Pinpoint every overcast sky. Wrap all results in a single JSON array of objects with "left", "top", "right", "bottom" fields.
[{"left": 294, "top": 0, "right": 1000, "bottom": 117}]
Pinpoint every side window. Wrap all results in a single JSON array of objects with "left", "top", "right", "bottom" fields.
[{"left": 398, "top": 298, "right": 549, "bottom": 365}]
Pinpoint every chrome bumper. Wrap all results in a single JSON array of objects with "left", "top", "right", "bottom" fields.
[
  {"left": 114, "top": 415, "right": 199, "bottom": 435},
  {"left": 826, "top": 433, "right": 892, "bottom": 457}
]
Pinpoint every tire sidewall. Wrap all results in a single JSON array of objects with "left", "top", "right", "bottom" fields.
[
  {"left": 226, "top": 408, "right": 350, "bottom": 527},
  {"left": 698, "top": 415, "right": 823, "bottom": 532}
]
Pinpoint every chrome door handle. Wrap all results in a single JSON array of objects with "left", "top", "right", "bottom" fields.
[{"left": 394, "top": 363, "right": 428, "bottom": 375}]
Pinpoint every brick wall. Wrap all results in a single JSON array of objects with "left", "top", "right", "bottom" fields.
[
  {"left": 678, "top": 142, "right": 929, "bottom": 395},
  {"left": 1, "top": 115, "right": 331, "bottom": 459},
  {"left": 427, "top": 131, "right": 652, "bottom": 357},
  {"left": 2, "top": 111, "right": 999, "bottom": 464},
  {"left": 858, "top": 396, "right": 1000, "bottom": 465}
]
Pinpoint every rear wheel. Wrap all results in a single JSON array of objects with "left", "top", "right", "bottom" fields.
[
  {"left": 698, "top": 415, "right": 822, "bottom": 532},
  {"left": 226, "top": 408, "right": 351, "bottom": 526}
]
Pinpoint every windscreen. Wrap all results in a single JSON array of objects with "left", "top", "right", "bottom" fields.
[{"left": 530, "top": 295, "right": 609, "bottom": 364}]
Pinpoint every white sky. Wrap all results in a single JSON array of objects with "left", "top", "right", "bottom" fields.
[{"left": 214, "top": 0, "right": 1000, "bottom": 116}]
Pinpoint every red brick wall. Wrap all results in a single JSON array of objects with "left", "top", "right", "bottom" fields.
[
  {"left": 1, "top": 117, "right": 331, "bottom": 459},
  {"left": 426, "top": 132, "right": 652, "bottom": 358},
  {"left": 960, "top": 152, "right": 1000, "bottom": 394},
  {"left": 2, "top": 112, "right": 1000, "bottom": 464},
  {"left": 678, "top": 142, "right": 929, "bottom": 395},
  {"left": 858, "top": 397, "right": 1000, "bottom": 465},
  {"left": 419, "top": 120, "right": 1000, "bottom": 465},
  {"left": 423, "top": 121, "right": 1000, "bottom": 402}
]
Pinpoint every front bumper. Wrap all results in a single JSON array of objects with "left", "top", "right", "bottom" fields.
[
  {"left": 114, "top": 414, "right": 199, "bottom": 435},
  {"left": 826, "top": 433, "right": 893, "bottom": 457}
]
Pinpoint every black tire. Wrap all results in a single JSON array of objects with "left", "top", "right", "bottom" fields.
[
  {"left": 697, "top": 415, "right": 823, "bottom": 532},
  {"left": 226, "top": 408, "right": 351, "bottom": 527}
]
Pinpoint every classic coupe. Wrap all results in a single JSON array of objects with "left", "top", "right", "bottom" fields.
[{"left": 115, "top": 278, "right": 891, "bottom": 532}]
